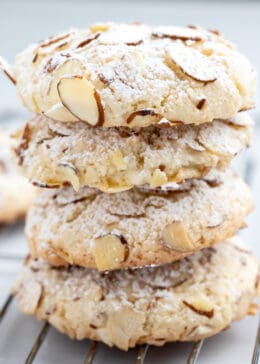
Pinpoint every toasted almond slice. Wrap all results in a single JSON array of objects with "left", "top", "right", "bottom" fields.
[
  {"left": 125, "top": 40, "right": 143, "bottom": 46},
  {"left": 106, "top": 308, "right": 146, "bottom": 350},
  {"left": 183, "top": 297, "right": 214, "bottom": 318},
  {"left": 57, "top": 76, "right": 104, "bottom": 126},
  {"left": 197, "top": 122, "right": 248, "bottom": 156},
  {"left": 152, "top": 26, "right": 207, "bottom": 41},
  {"left": 76, "top": 33, "right": 101, "bottom": 48},
  {"left": 0, "top": 56, "right": 16, "bottom": 85},
  {"left": 93, "top": 234, "right": 128, "bottom": 271},
  {"left": 17, "top": 281, "right": 42, "bottom": 315},
  {"left": 166, "top": 44, "right": 218, "bottom": 83},
  {"left": 57, "top": 162, "right": 80, "bottom": 191},
  {"left": 90, "top": 23, "right": 110, "bottom": 33},
  {"left": 39, "top": 32, "right": 71, "bottom": 49},
  {"left": 127, "top": 109, "right": 162, "bottom": 127},
  {"left": 31, "top": 180, "right": 60, "bottom": 189},
  {"left": 44, "top": 103, "right": 79, "bottom": 122},
  {"left": 162, "top": 221, "right": 193, "bottom": 251},
  {"left": 226, "top": 113, "right": 254, "bottom": 127},
  {"left": 47, "top": 58, "right": 85, "bottom": 100},
  {"left": 100, "top": 184, "right": 133, "bottom": 193},
  {"left": 185, "top": 138, "right": 205, "bottom": 152}
]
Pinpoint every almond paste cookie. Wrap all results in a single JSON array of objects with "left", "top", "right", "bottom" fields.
[
  {"left": 15, "top": 113, "right": 252, "bottom": 192},
  {"left": 13, "top": 238, "right": 259, "bottom": 350},
  {"left": 13, "top": 23, "right": 255, "bottom": 127},
  {"left": 26, "top": 169, "right": 253, "bottom": 270}
]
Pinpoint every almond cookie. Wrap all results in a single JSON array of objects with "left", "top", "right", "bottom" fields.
[
  {"left": 15, "top": 113, "right": 252, "bottom": 192},
  {"left": 26, "top": 169, "right": 253, "bottom": 270},
  {"left": 13, "top": 23, "right": 255, "bottom": 127},
  {"left": 0, "top": 131, "right": 36, "bottom": 223},
  {"left": 13, "top": 238, "right": 259, "bottom": 350}
]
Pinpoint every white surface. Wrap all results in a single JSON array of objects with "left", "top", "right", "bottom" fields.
[{"left": 0, "top": 1, "right": 260, "bottom": 363}]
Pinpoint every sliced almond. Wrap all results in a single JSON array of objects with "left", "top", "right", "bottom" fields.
[
  {"left": 57, "top": 162, "right": 80, "bottom": 191},
  {"left": 47, "top": 58, "right": 85, "bottom": 101},
  {"left": 162, "top": 221, "right": 193, "bottom": 251},
  {"left": 17, "top": 281, "right": 42, "bottom": 315},
  {"left": 166, "top": 44, "right": 218, "bottom": 83},
  {"left": 151, "top": 169, "right": 168, "bottom": 187},
  {"left": 76, "top": 33, "right": 101, "bottom": 48},
  {"left": 197, "top": 122, "right": 246, "bottom": 156},
  {"left": 185, "top": 138, "right": 205, "bottom": 152},
  {"left": 183, "top": 297, "right": 214, "bottom": 318},
  {"left": 90, "top": 24, "right": 110, "bottom": 33},
  {"left": 152, "top": 26, "right": 207, "bottom": 42},
  {"left": 125, "top": 40, "right": 143, "bottom": 46},
  {"left": 31, "top": 180, "right": 60, "bottom": 189},
  {"left": 39, "top": 32, "right": 71, "bottom": 49},
  {"left": 106, "top": 308, "right": 146, "bottom": 350},
  {"left": 55, "top": 187, "right": 99, "bottom": 205},
  {"left": 93, "top": 234, "right": 128, "bottom": 271},
  {"left": 190, "top": 326, "right": 213, "bottom": 337},
  {"left": 32, "top": 32, "right": 72, "bottom": 63},
  {"left": 140, "top": 182, "right": 192, "bottom": 194},
  {"left": 226, "top": 113, "right": 254, "bottom": 127},
  {"left": 0, "top": 56, "right": 16, "bottom": 85},
  {"left": 44, "top": 103, "right": 79, "bottom": 122},
  {"left": 202, "top": 177, "right": 223, "bottom": 188},
  {"left": 238, "top": 104, "right": 255, "bottom": 112},
  {"left": 57, "top": 76, "right": 104, "bottom": 126},
  {"left": 100, "top": 184, "right": 132, "bottom": 193},
  {"left": 127, "top": 109, "right": 162, "bottom": 127}
]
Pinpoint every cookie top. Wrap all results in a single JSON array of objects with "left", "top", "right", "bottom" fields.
[
  {"left": 26, "top": 169, "right": 253, "bottom": 270},
  {"left": 15, "top": 113, "right": 252, "bottom": 192},
  {"left": 14, "top": 23, "right": 256, "bottom": 127},
  {"left": 0, "top": 131, "right": 36, "bottom": 223},
  {"left": 14, "top": 239, "right": 259, "bottom": 350}
]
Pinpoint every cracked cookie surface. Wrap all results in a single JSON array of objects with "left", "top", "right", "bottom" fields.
[
  {"left": 13, "top": 239, "right": 259, "bottom": 350},
  {"left": 14, "top": 23, "right": 255, "bottom": 127},
  {"left": 26, "top": 169, "right": 253, "bottom": 270}
]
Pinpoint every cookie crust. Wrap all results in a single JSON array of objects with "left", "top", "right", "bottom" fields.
[
  {"left": 13, "top": 239, "right": 259, "bottom": 350},
  {"left": 26, "top": 169, "right": 253, "bottom": 270},
  {"left": 14, "top": 23, "right": 256, "bottom": 127}
]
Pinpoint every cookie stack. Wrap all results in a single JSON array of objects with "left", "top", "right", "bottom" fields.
[{"left": 8, "top": 23, "right": 259, "bottom": 350}]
